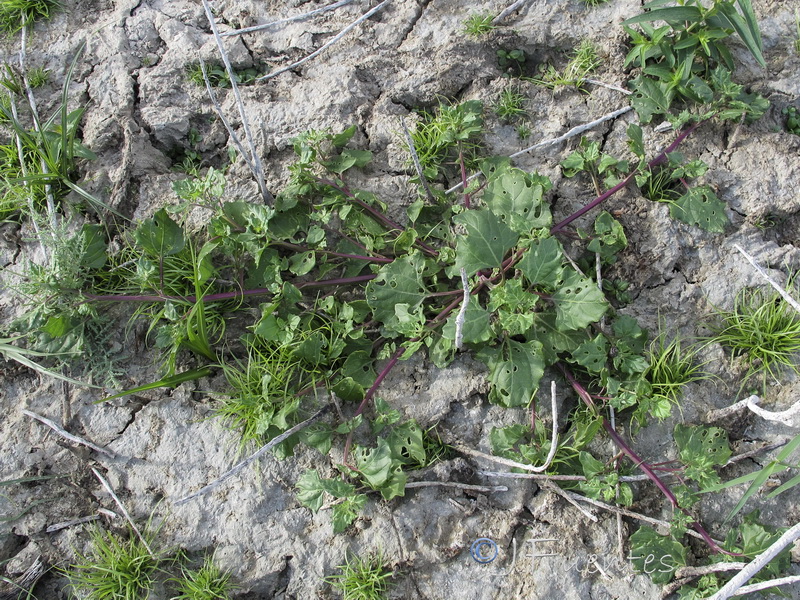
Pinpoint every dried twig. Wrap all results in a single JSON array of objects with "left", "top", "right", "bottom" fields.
[
  {"left": 709, "top": 521, "right": 800, "bottom": 600},
  {"left": 404, "top": 481, "right": 508, "bottom": 493},
  {"left": 201, "top": 0, "right": 272, "bottom": 204},
  {"left": 23, "top": 410, "right": 116, "bottom": 458},
  {"left": 727, "top": 576, "right": 800, "bottom": 597},
  {"left": 401, "top": 116, "right": 435, "bottom": 201},
  {"left": 454, "top": 268, "right": 469, "bottom": 350},
  {"left": 478, "top": 470, "right": 651, "bottom": 482},
  {"left": 222, "top": 0, "right": 356, "bottom": 36},
  {"left": 493, "top": 0, "right": 533, "bottom": 23},
  {"left": 581, "top": 78, "right": 632, "bottom": 95},
  {"left": 542, "top": 481, "right": 598, "bottom": 522},
  {"left": 705, "top": 395, "right": 800, "bottom": 426},
  {"left": 46, "top": 513, "right": 101, "bottom": 533},
  {"left": 734, "top": 243, "right": 800, "bottom": 314},
  {"left": 662, "top": 563, "right": 748, "bottom": 598},
  {"left": 446, "top": 106, "right": 633, "bottom": 194},
  {"left": 174, "top": 406, "right": 331, "bottom": 505},
  {"left": 91, "top": 468, "right": 154, "bottom": 556},
  {"left": 257, "top": 0, "right": 391, "bottom": 81}
]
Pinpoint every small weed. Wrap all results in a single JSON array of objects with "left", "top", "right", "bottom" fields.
[
  {"left": 529, "top": 40, "right": 600, "bottom": 90},
  {"left": 463, "top": 13, "right": 495, "bottom": 38},
  {"left": 496, "top": 48, "right": 526, "bottom": 76},
  {"left": 638, "top": 166, "right": 683, "bottom": 204},
  {"left": 784, "top": 106, "right": 800, "bottom": 136},
  {"left": 185, "top": 63, "right": 261, "bottom": 88},
  {"left": 170, "top": 556, "right": 235, "bottom": 600},
  {"left": 0, "top": 0, "right": 61, "bottom": 34},
  {"left": 515, "top": 123, "right": 531, "bottom": 139},
  {"left": 494, "top": 86, "right": 527, "bottom": 123},
  {"left": 326, "top": 552, "right": 392, "bottom": 600},
  {"left": 645, "top": 331, "right": 711, "bottom": 413},
  {"left": 66, "top": 525, "right": 165, "bottom": 600},
  {"left": 27, "top": 65, "right": 49, "bottom": 88},
  {"left": 583, "top": 0, "right": 610, "bottom": 6},
  {"left": 709, "top": 279, "right": 800, "bottom": 393}
]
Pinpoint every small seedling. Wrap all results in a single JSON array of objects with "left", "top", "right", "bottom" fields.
[
  {"left": 185, "top": 63, "right": 261, "bottom": 88},
  {"left": 27, "top": 65, "right": 49, "bottom": 88},
  {"left": 529, "top": 40, "right": 600, "bottom": 90},
  {"left": 784, "top": 106, "right": 800, "bottom": 136},
  {"left": 170, "top": 555, "right": 235, "bottom": 600},
  {"left": 644, "top": 331, "right": 711, "bottom": 417},
  {"left": 496, "top": 48, "right": 526, "bottom": 76},
  {"left": 326, "top": 552, "right": 392, "bottom": 600},
  {"left": 462, "top": 12, "right": 495, "bottom": 38},
  {"left": 583, "top": 0, "right": 610, "bottom": 5},
  {"left": 494, "top": 86, "right": 526, "bottom": 122},
  {"left": 709, "top": 278, "right": 800, "bottom": 393}
]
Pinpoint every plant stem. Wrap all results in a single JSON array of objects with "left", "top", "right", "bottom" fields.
[{"left": 550, "top": 120, "right": 704, "bottom": 233}]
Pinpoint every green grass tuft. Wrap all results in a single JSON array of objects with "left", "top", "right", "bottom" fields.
[
  {"left": 170, "top": 555, "right": 235, "bottom": 600},
  {"left": 326, "top": 552, "right": 392, "bottom": 600},
  {"left": 462, "top": 13, "right": 495, "bottom": 38},
  {"left": 0, "top": 0, "right": 61, "bottom": 34}
]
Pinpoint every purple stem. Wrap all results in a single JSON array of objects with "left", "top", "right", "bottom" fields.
[{"left": 550, "top": 121, "right": 704, "bottom": 234}]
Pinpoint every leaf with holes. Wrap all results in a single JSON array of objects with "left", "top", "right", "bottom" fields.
[
  {"left": 442, "top": 301, "right": 492, "bottom": 345},
  {"left": 552, "top": 271, "right": 608, "bottom": 331},
  {"left": 517, "top": 237, "right": 564, "bottom": 289},
  {"left": 669, "top": 186, "right": 728, "bottom": 233},
  {"left": 527, "top": 310, "right": 585, "bottom": 365},
  {"left": 570, "top": 334, "right": 608, "bottom": 373},
  {"left": 134, "top": 208, "right": 186, "bottom": 257},
  {"left": 452, "top": 209, "right": 519, "bottom": 276},
  {"left": 483, "top": 166, "right": 552, "bottom": 234},
  {"left": 365, "top": 253, "right": 428, "bottom": 336},
  {"left": 629, "top": 527, "right": 686, "bottom": 584},
  {"left": 674, "top": 424, "right": 731, "bottom": 489},
  {"left": 477, "top": 339, "right": 544, "bottom": 407}
]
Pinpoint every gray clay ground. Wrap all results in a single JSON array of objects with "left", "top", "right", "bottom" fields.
[{"left": 1, "top": 0, "right": 800, "bottom": 598}]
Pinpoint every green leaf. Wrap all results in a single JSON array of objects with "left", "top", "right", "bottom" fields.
[
  {"left": 587, "top": 211, "right": 627, "bottom": 261},
  {"left": 365, "top": 253, "right": 428, "bottom": 335},
  {"left": 296, "top": 470, "right": 326, "bottom": 512},
  {"left": 517, "top": 237, "right": 564, "bottom": 289},
  {"left": 629, "top": 76, "right": 675, "bottom": 124},
  {"left": 332, "top": 377, "right": 365, "bottom": 403},
  {"left": 674, "top": 424, "right": 731, "bottom": 488},
  {"left": 669, "top": 186, "right": 728, "bottom": 233},
  {"left": 298, "top": 423, "right": 333, "bottom": 455},
  {"left": 99, "top": 368, "right": 211, "bottom": 403},
  {"left": 354, "top": 438, "right": 395, "bottom": 490},
  {"left": 134, "top": 208, "right": 186, "bottom": 257},
  {"left": 477, "top": 339, "right": 544, "bottom": 407},
  {"left": 551, "top": 271, "right": 608, "bottom": 331},
  {"left": 629, "top": 527, "right": 686, "bottom": 584},
  {"left": 527, "top": 310, "right": 585, "bottom": 364},
  {"left": 331, "top": 494, "right": 366, "bottom": 533},
  {"left": 387, "top": 420, "right": 426, "bottom": 466},
  {"left": 627, "top": 123, "right": 645, "bottom": 160},
  {"left": 322, "top": 148, "right": 373, "bottom": 173},
  {"left": 717, "top": 2, "right": 765, "bottom": 67},
  {"left": 483, "top": 167, "right": 552, "bottom": 233},
  {"left": 452, "top": 209, "right": 519, "bottom": 276},
  {"left": 622, "top": 6, "right": 703, "bottom": 26},
  {"left": 570, "top": 334, "right": 608, "bottom": 373},
  {"left": 331, "top": 125, "right": 357, "bottom": 147},
  {"left": 78, "top": 224, "right": 107, "bottom": 269}
]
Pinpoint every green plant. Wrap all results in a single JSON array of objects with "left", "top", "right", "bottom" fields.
[
  {"left": 67, "top": 525, "right": 166, "bottom": 600},
  {"left": 794, "top": 9, "right": 800, "bottom": 55},
  {"left": 623, "top": 0, "right": 769, "bottom": 125},
  {"left": 326, "top": 552, "right": 392, "bottom": 600},
  {"left": 462, "top": 12, "right": 495, "bottom": 38},
  {"left": 185, "top": 63, "right": 261, "bottom": 88},
  {"left": 494, "top": 85, "right": 527, "bottom": 122},
  {"left": 643, "top": 331, "right": 711, "bottom": 419},
  {"left": 583, "top": 0, "right": 610, "bottom": 5},
  {"left": 784, "top": 105, "right": 800, "bottom": 136},
  {"left": 529, "top": 39, "right": 600, "bottom": 90},
  {"left": 0, "top": 0, "right": 61, "bottom": 34},
  {"left": 496, "top": 48, "right": 526, "bottom": 76},
  {"left": 170, "top": 556, "right": 235, "bottom": 600},
  {"left": 26, "top": 65, "right": 49, "bottom": 88},
  {"left": 708, "top": 278, "right": 800, "bottom": 394}
]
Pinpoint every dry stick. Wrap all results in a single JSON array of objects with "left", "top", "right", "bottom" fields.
[
  {"left": 493, "top": 0, "right": 533, "bottom": 23},
  {"left": 542, "top": 481, "right": 598, "bottom": 522},
  {"left": 23, "top": 410, "right": 115, "bottom": 458},
  {"left": 661, "top": 563, "right": 749, "bottom": 598},
  {"left": 174, "top": 405, "right": 331, "bottom": 506},
  {"left": 561, "top": 490, "right": 714, "bottom": 544},
  {"left": 454, "top": 268, "right": 469, "bottom": 350},
  {"left": 0, "top": 555, "right": 45, "bottom": 600},
  {"left": 404, "top": 481, "right": 508, "bottom": 493},
  {"left": 446, "top": 106, "right": 633, "bottom": 194},
  {"left": 201, "top": 0, "right": 272, "bottom": 204},
  {"left": 706, "top": 394, "right": 800, "bottom": 426},
  {"left": 401, "top": 116, "right": 435, "bottom": 201},
  {"left": 91, "top": 468, "right": 154, "bottom": 556},
  {"left": 222, "top": 0, "right": 356, "bottom": 36},
  {"left": 709, "top": 521, "right": 800, "bottom": 600},
  {"left": 200, "top": 60, "right": 256, "bottom": 176},
  {"left": 581, "top": 78, "right": 633, "bottom": 95},
  {"left": 728, "top": 576, "right": 800, "bottom": 597},
  {"left": 478, "top": 470, "right": 651, "bottom": 483},
  {"left": 734, "top": 243, "right": 800, "bottom": 315},
  {"left": 257, "top": 0, "right": 391, "bottom": 81},
  {"left": 46, "top": 513, "right": 101, "bottom": 533}
]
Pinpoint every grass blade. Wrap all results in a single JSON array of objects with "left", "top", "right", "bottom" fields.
[{"left": 99, "top": 367, "right": 213, "bottom": 403}]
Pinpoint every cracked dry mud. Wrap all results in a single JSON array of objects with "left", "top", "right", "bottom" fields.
[{"left": 1, "top": 1, "right": 800, "bottom": 598}]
